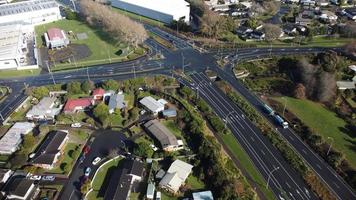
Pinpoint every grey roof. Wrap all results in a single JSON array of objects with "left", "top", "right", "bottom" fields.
[
  {"left": 336, "top": 81, "right": 355, "bottom": 89},
  {"left": 26, "top": 97, "right": 61, "bottom": 119},
  {"left": 108, "top": 94, "right": 126, "bottom": 110},
  {"left": 162, "top": 109, "right": 177, "bottom": 117},
  {"left": 193, "top": 191, "right": 214, "bottom": 200},
  {"left": 144, "top": 120, "right": 178, "bottom": 149},
  {"left": 32, "top": 131, "right": 68, "bottom": 165},
  {"left": 146, "top": 183, "right": 155, "bottom": 197},
  {"left": 124, "top": 159, "right": 144, "bottom": 177},
  {"left": 0, "top": 0, "right": 58, "bottom": 17},
  {"left": 4, "top": 178, "right": 35, "bottom": 198},
  {"left": 139, "top": 96, "right": 164, "bottom": 112}
]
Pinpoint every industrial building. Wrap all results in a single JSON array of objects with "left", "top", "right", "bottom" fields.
[
  {"left": 111, "top": 0, "right": 190, "bottom": 24},
  {"left": 0, "top": 122, "right": 35, "bottom": 155},
  {"left": 0, "top": 25, "right": 27, "bottom": 70},
  {"left": 0, "top": 0, "right": 61, "bottom": 26}
]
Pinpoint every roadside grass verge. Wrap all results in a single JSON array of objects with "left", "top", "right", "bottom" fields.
[
  {"left": 221, "top": 133, "right": 275, "bottom": 200},
  {"left": 274, "top": 97, "right": 356, "bottom": 168},
  {"left": 148, "top": 32, "right": 175, "bottom": 50},
  {"left": 0, "top": 69, "right": 41, "bottom": 79}
]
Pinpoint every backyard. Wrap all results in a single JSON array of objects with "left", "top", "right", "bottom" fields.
[
  {"left": 35, "top": 19, "right": 145, "bottom": 70},
  {"left": 274, "top": 97, "right": 356, "bottom": 168}
]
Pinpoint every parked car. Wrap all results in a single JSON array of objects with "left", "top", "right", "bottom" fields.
[
  {"left": 156, "top": 191, "right": 161, "bottom": 200},
  {"left": 42, "top": 175, "right": 55, "bottom": 181},
  {"left": 83, "top": 145, "right": 91, "bottom": 155},
  {"left": 79, "top": 154, "right": 86, "bottom": 164},
  {"left": 29, "top": 175, "right": 41, "bottom": 180},
  {"left": 84, "top": 167, "right": 91, "bottom": 177},
  {"left": 92, "top": 157, "right": 101, "bottom": 165},
  {"left": 150, "top": 144, "right": 158, "bottom": 151},
  {"left": 71, "top": 123, "right": 82, "bottom": 128}
]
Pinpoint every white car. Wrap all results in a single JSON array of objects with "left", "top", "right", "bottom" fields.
[
  {"left": 71, "top": 123, "right": 82, "bottom": 128},
  {"left": 29, "top": 175, "right": 41, "bottom": 180},
  {"left": 92, "top": 157, "right": 101, "bottom": 165},
  {"left": 150, "top": 144, "right": 158, "bottom": 151}
]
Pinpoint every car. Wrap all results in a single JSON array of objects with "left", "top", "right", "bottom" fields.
[
  {"left": 83, "top": 145, "right": 91, "bottom": 155},
  {"left": 29, "top": 175, "right": 41, "bottom": 180},
  {"left": 71, "top": 123, "right": 82, "bottom": 128},
  {"left": 84, "top": 167, "right": 91, "bottom": 177},
  {"left": 150, "top": 144, "right": 158, "bottom": 151},
  {"left": 156, "top": 191, "right": 161, "bottom": 200},
  {"left": 92, "top": 157, "right": 101, "bottom": 165},
  {"left": 42, "top": 175, "right": 55, "bottom": 181},
  {"left": 79, "top": 154, "right": 86, "bottom": 163}
]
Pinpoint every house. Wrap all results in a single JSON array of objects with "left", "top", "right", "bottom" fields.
[
  {"left": 63, "top": 98, "right": 93, "bottom": 114},
  {"left": 348, "top": 65, "right": 356, "bottom": 73},
  {"left": 193, "top": 191, "right": 214, "bottom": 200},
  {"left": 108, "top": 93, "right": 126, "bottom": 114},
  {"left": 0, "top": 169, "right": 12, "bottom": 183},
  {"left": 235, "top": 26, "right": 253, "bottom": 37},
  {"left": 31, "top": 131, "right": 68, "bottom": 169},
  {"left": 250, "top": 30, "right": 265, "bottom": 40},
  {"left": 336, "top": 81, "right": 355, "bottom": 90},
  {"left": 44, "top": 28, "right": 69, "bottom": 49},
  {"left": 162, "top": 109, "right": 177, "bottom": 118},
  {"left": 300, "top": 0, "right": 316, "bottom": 6},
  {"left": 316, "top": 0, "right": 329, "bottom": 6},
  {"left": 0, "top": 122, "right": 34, "bottom": 155},
  {"left": 146, "top": 183, "right": 155, "bottom": 199},
  {"left": 319, "top": 10, "right": 338, "bottom": 23},
  {"left": 26, "top": 97, "right": 62, "bottom": 122},
  {"left": 139, "top": 96, "right": 165, "bottom": 115},
  {"left": 144, "top": 120, "right": 182, "bottom": 152},
  {"left": 295, "top": 15, "right": 313, "bottom": 26},
  {"left": 344, "top": 7, "right": 356, "bottom": 20},
  {"left": 92, "top": 88, "right": 105, "bottom": 100},
  {"left": 1, "top": 177, "right": 39, "bottom": 200},
  {"left": 283, "top": 24, "right": 298, "bottom": 35},
  {"left": 159, "top": 159, "right": 193, "bottom": 193},
  {"left": 104, "top": 159, "right": 144, "bottom": 200}
]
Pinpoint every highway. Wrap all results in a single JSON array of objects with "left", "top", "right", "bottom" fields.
[
  {"left": 0, "top": 20, "right": 355, "bottom": 200},
  {"left": 187, "top": 72, "right": 317, "bottom": 200}
]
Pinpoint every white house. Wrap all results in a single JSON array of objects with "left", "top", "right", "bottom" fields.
[
  {"left": 0, "top": 122, "right": 34, "bottom": 155},
  {"left": 26, "top": 97, "right": 62, "bottom": 122},
  {"left": 111, "top": 0, "right": 190, "bottom": 24},
  {"left": 159, "top": 159, "right": 193, "bottom": 193},
  {"left": 0, "top": 169, "right": 12, "bottom": 183},
  {"left": 140, "top": 96, "right": 165, "bottom": 115},
  {"left": 44, "top": 28, "right": 69, "bottom": 49},
  {"left": 0, "top": 0, "right": 61, "bottom": 26}
]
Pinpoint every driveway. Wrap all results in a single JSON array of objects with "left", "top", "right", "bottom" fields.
[{"left": 59, "top": 130, "right": 128, "bottom": 200}]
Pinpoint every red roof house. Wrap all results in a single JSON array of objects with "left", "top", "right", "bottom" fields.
[
  {"left": 44, "top": 28, "right": 69, "bottom": 49},
  {"left": 63, "top": 98, "right": 93, "bottom": 114},
  {"left": 92, "top": 88, "right": 105, "bottom": 100}
]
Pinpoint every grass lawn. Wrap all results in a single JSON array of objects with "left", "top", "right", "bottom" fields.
[
  {"left": 87, "top": 157, "right": 123, "bottom": 200},
  {"left": 108, "top": 113, "right": 124, "bottom": 127},
  {"left": 274, "top": 97, "right": 356, "bottom": 168},
  {"left": 48, "top": 143, "right": 81, "bottom": 174},
  {"left": 124, "top": 93, "right": 135, "bottom": 109},
  {"left": 35, "top": 19, "right": 144, "bottom": 70},
  {"left": 186, "top": 175, "right": 205, "bottom": 190},
  {"left": 162, "top": 120, "right": 183, "bottom": 139},
  {"left": 71, "top": 129, "right": 89, "bottom": 142},
  {"left": 161, "top": 191, "right": 179, "bottom": 200},
  {"left": 0, "top": 69, "right": 41, "bottom": 79},
  {"left": 8, "top": 100, "right": 31, "bottom": 122},
  {"left": 221, "top": 133, "right": 275, "bottom": 200},
  {"left": 57, "top": 112, "right": 90, "bottom": 124}
]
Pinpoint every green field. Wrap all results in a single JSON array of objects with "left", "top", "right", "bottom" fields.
[
  {"left": 186, "top": 175, "right": 206, "bottom": 190},
  {"left": 275, "top": 97, "right": 356, "bottom": 168},
  {"left": 221, "top": 134, "right": 275, "bottom": 200},
  {"left": 35, "top": 19, "right": 144, "bottom": 71},
  {"left": 87, "top": 157, "right": 123, "bottom": 200},
  {"left": 0, "top": 69, "right": 41, "bottom": 79}
]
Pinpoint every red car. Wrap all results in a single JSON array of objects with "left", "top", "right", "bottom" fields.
[{"left": 83, "top": 145, "right": 91, "bottom": 155}]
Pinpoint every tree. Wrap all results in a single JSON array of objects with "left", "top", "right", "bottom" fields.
[
  {"left": 245, "top": 18, "right": 259, "bottom": 29},
  {"left": 199, "top": 10, "right": 224, "bottom": 38},
  {"left": 22, "top": 134, "right": 35, "bottom": 150},
  {"left": 81, "top": 80, "right": 95, "bottom": 94},
  {"left": 133, "top": 140, "right": 153, "bottom": 158},
  {"left": 340, "top": 22, "right": 356, "bottom": 38},
  {"left": 32, "top": 86, "right": 49, "bottom": 99},
  {"left": 64, "top": 7, "right": 77, "bottom": 20},
  {"left": 67, "top": 81, "right": 82, "bottom": 94},
  {"left": 128, "top": 107, "right": 139, "bottom": 121},
  {"left": 102, "top": 79, "right": 119, "bottom": 91},
  {"left": 80, "top": 178, "right": 91, "bottom": 195},
  {"left": 93, "top": 102, "right": 109, "bottom": 124},
  {"left": 263, "top": 23, "right": 282, "bottom": 41},
  {"left": 38, "top": 125, "right": 49, "bottom": 134},
  {"left": 293, "top": 83, "right": 306, "bottom": 99}
]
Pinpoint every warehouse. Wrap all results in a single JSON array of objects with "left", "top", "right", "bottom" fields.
[
  {"left": 0, "top": 0, "right": 61, "bottom": 25},
  {"left": 0, "top": 24, "right": 26, "bottom": 70},
  {"left": 111, "top": 0, "right": 190, "bottom": 24}
]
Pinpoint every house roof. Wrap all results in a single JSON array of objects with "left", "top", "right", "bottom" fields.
[
  {"left": 0, "top": 0, "right": 58, "bottom": 18},
  {"left": 336, "top": 81, "right": 355, "bottom": 89},
  {"left": 162, "top": 109, "right": 177, "bottom": 117},
  {"left": 0, "top": 169, "right": 11, "bottom": 182},
  {"left": 144, "top": 120, "right": 178, "bottom": 149},
  {"left": 26, "top": 97, "right": 60, "bottom": 118},
  {"left": 139, "top": 96, "right": 164, "bottom": 112},
  {"left": 159, "top": 159, "right": 193, "bottom": 192},
  {"left": 92, "top": 88, "right": 105, "bottom": 96},
  {"left": 63, "top": 98, "right": 92, "bottom": 112},
  {"left": 348, "top": 65, "right": 356, "bottom": 72},
  {"left": 32, "top": 131, "right": 68, "bottom": 165},
  {"left": 47, "top": 28, "right": 64, "bottom": 41},
  {"left": 193, "top": 191, "right": 214, "bottom": 200},
  {"left": 4, "top": 178, "right": 35, "bottom": 198},
  {"left": 108, "top": 94, "right": 126, "bottom": 110},
  {"left": 159, "top": 172, "right": 182, "bottom": 192},
  {"left": 124, "top": 159, "right": 144, "bottom": 177},
  {"left": 0, "top": 122, "right": 34, "bottom": 154}
]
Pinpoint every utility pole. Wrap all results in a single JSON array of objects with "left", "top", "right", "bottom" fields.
[
  {"left": 181, "top": 52, "right": 185, "bottom": 73},
  {"left": 266, "top": 166, "right": 280, "bottom": 189},
  {"left": 269, "top": 43, "right": 273, "bottom": 57},
  {"left": 133, "top": 63, "right": 136, "bottom": 79},
  {"left": 171, "top": 66, "right": 175, "bottom": 78},
  {"left": 0, "top": 112, "right": 4, "bottom": 121},
  {"left": 46, "top": 61, "right": 56, "bottom": 85},
  {"left": 282, "top": 97, "right": 287, "bottom": 117},
  {"left": 327, "top": 137, "right": 334, "bottom": 156}
]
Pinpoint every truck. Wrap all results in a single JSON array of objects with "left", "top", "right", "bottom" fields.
[
  {"left": 274, "top": 114, "right": 289, "bottom": 129},
  {"left": 263, "top": 104, "right": 275, "bottom": 115}
]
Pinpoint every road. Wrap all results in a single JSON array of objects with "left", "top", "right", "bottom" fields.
[{"left": 0, "top": 20, "right": 354, "bottom": 200}]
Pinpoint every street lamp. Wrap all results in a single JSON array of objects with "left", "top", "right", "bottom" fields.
[
  {"left": 282, "top": 97, "right": 287, "bottom": 118},
  {"left": 327, "top": 137, "right": 334, "bottom": 156},
  {"left": 266, "top": 166, "right": 280, "bottom": 189}
]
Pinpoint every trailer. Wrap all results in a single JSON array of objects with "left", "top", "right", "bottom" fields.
[
  {"left": 263, "top": 104, "right": 275, "bottom": 115},
  {"left": 274, "top": 114, "right": 289, "bottom": 129}
]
